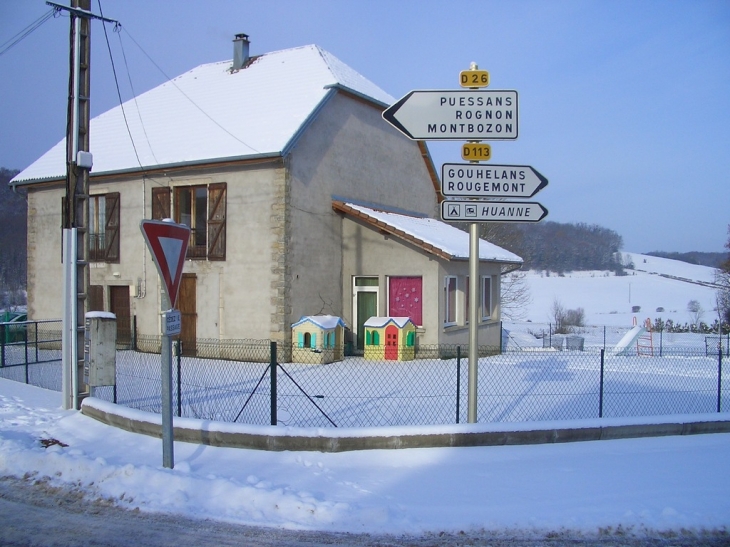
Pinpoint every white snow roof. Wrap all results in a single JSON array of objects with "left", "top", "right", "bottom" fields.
[
  {"left": 12, "top": 45, "right": 394, "bottom": 184},
  {"left": 292, "top": 315, "right": 346, "bottom": 330},
  {"left": 363, "top": 317, "right": 414, "bottom": 329},
  {"left": 333, "top": 201, "right": 523, "bottom": 264}
]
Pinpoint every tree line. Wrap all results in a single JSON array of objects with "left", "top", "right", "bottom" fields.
[{"left": 475, "top": 220, "right": 624, "bottom": 274}]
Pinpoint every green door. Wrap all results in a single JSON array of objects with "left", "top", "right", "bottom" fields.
[{"left": 356, "top": 291, "right": 377, "bottom": 351}]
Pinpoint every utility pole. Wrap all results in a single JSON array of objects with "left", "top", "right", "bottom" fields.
[{"left": 49, "top": 1, "right": 118, "bottom": 409}]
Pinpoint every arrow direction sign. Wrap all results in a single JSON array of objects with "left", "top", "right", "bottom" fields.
[
  {"left": 140, "top": 219, "right": 190, "bottom": 309},
  {"left": 441, "top": 200, "right": 548, "bottom": 223},
  {"left": 441, "top": 163, "right": 548, "bottom": 198},
  {"left": 382, "top": 90, "right": 518, "bottom": 141}
]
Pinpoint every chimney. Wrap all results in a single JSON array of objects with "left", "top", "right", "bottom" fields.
[{"left": 232, "top": 33, "right": 250, "bottom": 71}]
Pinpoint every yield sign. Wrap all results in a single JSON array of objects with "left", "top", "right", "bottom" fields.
[{"left": 140, "top": 219, "right": 190, "bottom": 308}]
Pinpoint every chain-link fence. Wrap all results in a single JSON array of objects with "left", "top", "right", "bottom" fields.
[
  {"left": 0, "top": 319, "right": 62, "bottom": 391},
  {"left": 3, "top": 324, "right": 728, "bottom": 428},
  {"left": 88, "top": 338, "right": 728, "bottom": 428}
]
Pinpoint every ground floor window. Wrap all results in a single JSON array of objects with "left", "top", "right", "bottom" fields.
[
  {"left": 388, "top": 276, "right": 422, "bottom": 326},
  {"left": 444, "top": 276, "right": 457, "bottom": 326},
  {"left": 481, "top": 275, "right": 493, "bottom": 320}
]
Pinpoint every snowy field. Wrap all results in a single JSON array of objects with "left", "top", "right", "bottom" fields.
[{"left": 514, "top": 252, "right": 721, "bottom": 328}]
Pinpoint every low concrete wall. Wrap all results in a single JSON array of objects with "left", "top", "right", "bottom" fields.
[{"left": 81, "top": 398, "right": 730, "bottom": 453}]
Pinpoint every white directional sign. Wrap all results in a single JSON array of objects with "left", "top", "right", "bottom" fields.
[
  {"left": 441, "top": 163, "right": 548, "bottom": 198},
  {"left": 382, "top": 90, "right": 518, "bottom": 141},
  {"left": 441, "top": 200, "right": 548, "bottom": 223}
]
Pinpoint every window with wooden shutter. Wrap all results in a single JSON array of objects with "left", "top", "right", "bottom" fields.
[
  {"left": 207, "top": 182, "right": 227, "bottom": 260},
  {"left": 104, "top": 192, "right": 120, "bottom": 263},
  {"left": 151, "top": 186, "right": 171, "bottom": 220}
]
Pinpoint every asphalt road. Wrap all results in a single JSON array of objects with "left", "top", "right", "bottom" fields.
[{"left": 1, "top": 475, "right": 726, "bottom": 547}]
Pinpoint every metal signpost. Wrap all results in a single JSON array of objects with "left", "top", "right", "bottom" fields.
[
  {"left": 140, "top": 219, "right": 190, "bottom": 469},
  {"left": 383, "top": 63, "right": 548, "bottom": 424}
]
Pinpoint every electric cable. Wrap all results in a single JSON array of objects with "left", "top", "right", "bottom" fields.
[{"left": 0, "top": 8, "right": 57, "bottom": 57}]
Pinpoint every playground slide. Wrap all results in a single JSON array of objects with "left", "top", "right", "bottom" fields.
[{"left": 613, "top": 325, "right": 645, "bottom": 356}]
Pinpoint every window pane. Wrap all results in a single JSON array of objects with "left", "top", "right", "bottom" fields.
[
  {"left": 194, "top": 187, "right": 207, "bottom": 247},
  {"left": 482, "top": 276, "right": 492, "bottom": 319},
  {"left": 445, "top": 277, "right": 457, "bottom": 324},
  {"left": 388, "top": 276, "right": 422, "bottom": 326},
  {"left": 178, "top": 188, "right": 192, "bottom": 228},
  {"left": 355, "top": 277, "right": 379, "bottom": 287}
]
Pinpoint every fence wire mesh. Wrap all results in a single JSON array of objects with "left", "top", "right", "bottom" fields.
[{"left": 4, "top": 326, "right": 728, "bottom": 428}]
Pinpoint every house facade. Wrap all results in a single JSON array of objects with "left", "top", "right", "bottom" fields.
[{"left": 11, "top": 37, "right": 521, "bottom": 356}]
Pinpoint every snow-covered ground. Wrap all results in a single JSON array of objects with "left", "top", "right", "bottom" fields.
[
  {"left": 1, "top": 252, "right": 729, "bottom": 539},
  {"left": 1, "top": 379, "right": 729, "bottom": 538}
]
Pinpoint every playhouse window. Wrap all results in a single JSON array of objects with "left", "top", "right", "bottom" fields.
[
  {"left": 444, "top": 276, "right": 457, "bottom": 326},
  {"left": 388, "top": 276, "right": 422, "bottom": 326}
]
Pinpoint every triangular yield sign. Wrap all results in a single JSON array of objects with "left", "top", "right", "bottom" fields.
[{"left": 140, "top": 220, "right": 190, "bottom": 309}]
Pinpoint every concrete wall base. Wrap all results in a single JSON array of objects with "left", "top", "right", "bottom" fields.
[{"left": 80, "top": 398, "right": 730, "bottom": 453}]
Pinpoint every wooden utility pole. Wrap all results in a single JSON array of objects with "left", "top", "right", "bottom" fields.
[{"left": 49, "top": 0, "right": 118, "bottom": 409}]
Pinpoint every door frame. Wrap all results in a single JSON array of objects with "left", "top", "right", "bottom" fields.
[{"left": 353, "top": 276, "right": 379, "bottom": 352}]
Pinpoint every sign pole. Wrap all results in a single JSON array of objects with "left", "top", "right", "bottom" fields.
[
  {"left": 468, "top": 222, "right": 479, "bottom": 423},
  {"left": 140, "top": 219, "right": 190, "bottom": 470},
  {"left": 160, "top": 295, "right": 174, "bottom": 469}
]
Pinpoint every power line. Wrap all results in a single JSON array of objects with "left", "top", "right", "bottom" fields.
[
  {"left": 120, "top": 27, "right": 260, "bottom": 154},
  {"left": 115, "top": 26, "right": 160, "bottom": 166},
  {"left": 96, "top": 1, "right": 145, "bottom": 172},
  {"left": 0, "top": 8, "right": 57, "bottom": 57}
]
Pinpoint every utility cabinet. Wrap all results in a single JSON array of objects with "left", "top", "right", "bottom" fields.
[{"left": 84, "top": 312, "right": 117, "bottom": 387}]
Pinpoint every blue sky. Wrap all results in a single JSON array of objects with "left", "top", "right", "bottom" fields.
[{"left": 1, "top": 0, "right": 728, "bottom": 253}]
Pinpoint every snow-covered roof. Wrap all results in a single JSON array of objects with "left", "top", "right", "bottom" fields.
[
  {"left": 12, "top": 45, "right": 394, "bottom": 185},
  {"left": 333, "top": 201, "right": 523, "bottom": 264},
  {"left": 363, "top": 317, "right": 415, "bottom": 329},
  {"left": 292, "top": 315, "right": 346, "bottom": 330}
]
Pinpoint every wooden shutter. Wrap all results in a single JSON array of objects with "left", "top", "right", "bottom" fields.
[
  {"left": 104, "top": 192, "right": 120, "bottom": 263},
  {"left": 207, "top": 182, "right": 226, "bottom": 260},
  {"left": 151, "top": 186, "right": 171, "bottom": 220}
]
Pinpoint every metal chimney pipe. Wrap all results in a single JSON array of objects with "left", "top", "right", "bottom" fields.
[{"left": 232, "top": 33, "right": 250, "bottom": 71}]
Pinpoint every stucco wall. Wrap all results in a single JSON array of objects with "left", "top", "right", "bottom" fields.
[
  {"left": 341, "top": 216, "right": 504, "bottom": 347},
  {"left": 286, "top": 92, "right": 440, "bottom": 337},
  {"left": 26, "top": 185, "right": 64, "bottom": 320},
  {"left": 25, "top": 160, "right": 285, "bottom": 342}
]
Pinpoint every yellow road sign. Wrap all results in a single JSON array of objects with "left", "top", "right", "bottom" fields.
[
  {"left": 461, "top": 143, "right": 491, "bottom": 161},
  {"left": 460, "top": 70, "right": 490, "bottom": 88}
]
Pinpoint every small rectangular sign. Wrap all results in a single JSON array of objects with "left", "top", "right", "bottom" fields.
[
  {"left": 162, "top": 309, "right": 182, "bottom": 336},
  {"left": 441, "top": 200, "right": 548, "bottom": 223},
  {"left": 459, "top": 70, "right": 490, "bottom": 88},
  {"left": 441, "top": 163, "right": 548, "bottom": 198}
]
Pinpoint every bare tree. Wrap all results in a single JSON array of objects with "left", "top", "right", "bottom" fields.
[
  {"left": 499, "top": 268, "right": 531, "bottom": 321},
  {"left": 687, "top": 299, "right": 704, "bottom": 327}
]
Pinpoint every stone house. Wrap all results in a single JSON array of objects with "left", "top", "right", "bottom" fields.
[{"left": 10, "top": 36, "right": 521, "bottom": 356}]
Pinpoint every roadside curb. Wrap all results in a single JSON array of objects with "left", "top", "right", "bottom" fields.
[{"left": 80, "top": 398, "right": 730, "bottom": 452}]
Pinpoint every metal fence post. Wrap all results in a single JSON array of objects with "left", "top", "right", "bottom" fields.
[
  {"left": 177, "top": 339, "right": 182, "bottom": 417},
  {"left": 270, "top": 341, "right": 277, "bottom": 426},
  {"left": 456, "top": 346, "right": 461, "bottom": 424},
  {"left": 0, "top": 324, "right": 5, "bottom": 368},
  {"left": 599, "top": 349, "right": 605, "bottom": 418},
  {"left": 35, "top": 322, "right": 39, "bottom": 363},
  {"left": 718, "top": 348, "right": 723, "bottom": 413}
]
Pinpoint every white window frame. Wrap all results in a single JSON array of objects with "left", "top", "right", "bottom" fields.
[
  {"left": 444, "top": 275, "right": 457, "bottom": 327},
  {"left": 481, "top": 275, "right": 493, "bottom": 320}
]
